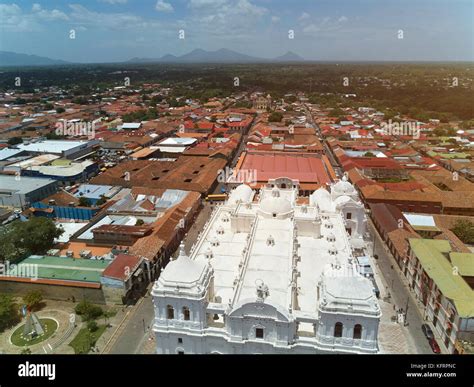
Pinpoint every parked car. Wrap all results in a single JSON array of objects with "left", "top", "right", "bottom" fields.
[
  {"left": 429, "top": 338, "right": 441, "bottom": 354},
  {"left": 422, "top": 324, "right": 434, "bottom": 340}
]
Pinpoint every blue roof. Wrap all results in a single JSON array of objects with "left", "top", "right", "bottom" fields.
[
  {"left": 0, "top": 148, "right": 23, "bottom": 161},
  {"left": 75, "top": 184, "right": 120, "bottom": 200}
]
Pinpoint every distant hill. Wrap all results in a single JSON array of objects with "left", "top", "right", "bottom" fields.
[
  {"left": 274, "top": 51, "right": 306, "bottom": 62},
  {"left": 0, "top": 51, "right": 70, "bottom": 67},
  {"left": 126, "top": 48, "right": 305, "bottom": 64},
  {"left": 0, "top": 49, "right": 306, "bottom": 67}
]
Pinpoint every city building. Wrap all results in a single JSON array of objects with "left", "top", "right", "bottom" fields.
[
  {"left": 100, "top": 253, "right": 147, "bottom": 304},
  {"left": 232, "top": 151, "right": 334, "bottom": 195},
  {"left": 17, "top": 140, "right": 99, "bottom": 160},
  {"left": 0, "top": 175, "right": 57, "bottom": 209},
  {"left": 252, "top": 94, "right": 272, "bottom": 111},
  {"left": 152, "top": 177, "right": 380, "bottom": 354},
  {"left": 406, "top": 239, "right": 474, "bottom": 353}
]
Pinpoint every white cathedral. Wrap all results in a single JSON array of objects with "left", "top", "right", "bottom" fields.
[{"left": 152, "top": 176, "right": 381, "bottom": 354}]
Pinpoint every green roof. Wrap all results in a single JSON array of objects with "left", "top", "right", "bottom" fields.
[
  {"left": 427, "top": 150, "right": 469, "bottom": 159},
  {"left": 51, "top": 159, "right": 72, "bottom": 166},
  {"left": 411, "top": 225, "right": 440, "bottom": 232},
  {"left": 8, "top": 255, "right": 110, "bottom": 283},
  {"left": 409, "top": 239, "right": 474, "bottom": 318},
  {"left": 450, "top": 252, "right": 474, "bottom": 277}
]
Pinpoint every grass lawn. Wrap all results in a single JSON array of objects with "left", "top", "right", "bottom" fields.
[
  {"left": 69, "top": 324, "right": 107, "bottom": 354},
  {"left": 11, "top": 318, "right": 58, "bottom": 347}
]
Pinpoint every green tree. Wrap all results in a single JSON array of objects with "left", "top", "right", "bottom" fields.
[
  {"left": 8, "top": 137, "right": 23, "bottom": 145},
  {"left": 0, "top": 294, "right": 19, "bottom": 332},
  {"left": 87, "top": 320, "right": 98, "bottom": 332},
  {"left": 331, "top": 108, "right": 344, "bottom": 117},
  {"left": 78, "top": 197, "right": 92, "bottom": 207},
  {"left": 364, "top": 152, "right": 376, "bottom": 157},
  {"left": 56, "top": 107, "right": 65, "bottom": 114},
  {"left": 451, "top": 219, "right": 474, "bottom": 244},
  {"left": 23, "top": 291, "right": 43, "bottom": 311},
  {"left": 95, "top": 195, "right": 108, "bottom": 206},
  {"left": 135, "top": 219, "right": 145, "bottom": 226},
  {"left": 268, "top": 112, "right": 283, "bottom": 123},
  {"left": 0, "top": 218, "right": 63, "bottom": 261},
  {"left": 75, "top": 300, "right": 103, "bottom": 322},
  {"left": 45, "top": 132, "right": 64, "bottom": 140},
  {"left": 18, "top": 218, "right": 63, "bottom": 256}
]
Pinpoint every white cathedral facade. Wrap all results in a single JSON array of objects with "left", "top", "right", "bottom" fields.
[{"left": 152, "top": 177, "right": 381, "bottom": 354}]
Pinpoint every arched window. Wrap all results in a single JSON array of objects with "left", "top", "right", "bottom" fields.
[
  {"left": 334, "top": 322, "right": 343, "bottom": 338},
  {"left": 353, "top": 324, "right": 362, "bottom": 340},
  {"left": 183, "top": 306, "right": 190, "bottom": 321},
  {"left": 167, "top": 305, "right": 174, "bottom": 319}
]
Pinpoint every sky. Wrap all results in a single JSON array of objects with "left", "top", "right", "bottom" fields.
[{"left": 0, "top": 0, "right": 473, "bottom": 63}]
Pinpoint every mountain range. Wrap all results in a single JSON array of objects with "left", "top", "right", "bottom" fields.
[
  {"left": 0, "top": 51, "right": 70, "bottom": 67},
  {"left": 0, "top": 49, "right": 305, "bottom": 67},
  {"left": 127, "top": 48, "right": 305, "bottom": 64}
]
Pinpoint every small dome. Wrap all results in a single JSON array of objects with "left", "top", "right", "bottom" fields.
[
  {"left": 310, "top": 187, "right": 332, "bottom": 211},
  {"left": 334, "top": 195, "right": 352, "bottom": 208},
  {"left": 228, "top": 184, "right": 254, "bottom": 205},
  {"left": 333, "top": 176, "right": 355, "bottom": 195},
  {"left": 260, "top": 196, "right": 292, "bottom": 215},
  {"left": 161, "top": 242, "right": 207, "bottom": 285}
]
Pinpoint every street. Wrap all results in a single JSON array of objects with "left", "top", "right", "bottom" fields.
[
  {"left": 369, "top": 220, "right": 433, "bottom": 354},
  {"left": 106, "top": 289, "right": 155, "bottom": 354},
  {"left": 305, "top": 103, "right": 433, "bottom": 354}
]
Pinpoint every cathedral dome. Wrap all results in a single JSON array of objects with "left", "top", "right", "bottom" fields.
[
  {"left": 334, "top": 195, "right": 352, "bottom": 208},
  {"left": 160, "top": 242, "right": 208, "bottom": 286},
  {"left": 260, "top": 196, "right": 292, "bottom": 215},
  {"left": 228, "top": 184, "right": 254, "bottom": 205},
  {"left": 333, "top": 176, "right": 356, "bottom": 195},
  {"left": 310, "top": 187, "right": 332, "bottom": 211}
]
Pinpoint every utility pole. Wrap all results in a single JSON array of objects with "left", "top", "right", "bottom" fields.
[{"left": 404, "top": 297, "right": 409, "bottom": 326}]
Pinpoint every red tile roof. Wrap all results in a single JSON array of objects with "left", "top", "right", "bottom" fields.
[
  {"left": 102, "top": 254, "right": 142, "bottom": 281},
  {"left": 239, "top": 152, "right": 332, "bottom": 184}
]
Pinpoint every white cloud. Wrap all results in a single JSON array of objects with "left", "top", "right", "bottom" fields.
[
  {"left": 99, "top": 0, "right": 128, "bottom": 4},
  {"left": 31, "top": 3, "right": 69, "bottom": 20},
  {"left": 303, "top": 16, "right": 350, "bottom": 36},
  {"left": 299, "top": 12, "right": 310, "bottom": 21},
  {"left": 0, "top": 3, "right": 69, "bottom": 31},
  {"left": 0, "top": 3, "right": 21, "bottom": 15},
  {"left": 32, "top": 3, "right": 42, "bottom": 12},
  {"left": 187, "top": 0, "right": 268, "bottom": 37},
  {"left": 271, "top": 15, "right": 280, "bottom": 23},
  {"left": 189, "top": 0, "right": 228, "bottom": 9},
  {"left": 155, "top": 0, "right": 174, "bottom": 12},
  {"left": 68, "top": 4, "right": 160, "bottom": 30}
]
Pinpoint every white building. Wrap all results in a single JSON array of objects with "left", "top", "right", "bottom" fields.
[{"left": 152, "top": 177, "right": 381, "bottom": 354}]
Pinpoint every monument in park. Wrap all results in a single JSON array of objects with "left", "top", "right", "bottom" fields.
[{"left": 23, "top": 312, "right": 45, "bottom": 339}]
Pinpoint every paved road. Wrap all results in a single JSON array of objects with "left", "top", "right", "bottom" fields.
[
  {"left": 304, "top": 103, "right": 433, "bottom": 354},
  {"left": 212, "top": 115, "right": 253, "bottom": 195},
  {"left": 107, "top": 289, "right": 155, "bottom": 354},
  {"left": 304, "top": 104, "right": 343, "bottom": 177},
  {"left": 106, "top": 201, "right": 216, "bottom": 354},
  {"left": 369, "top": 221, "right": 433, "bottom": 354}
]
